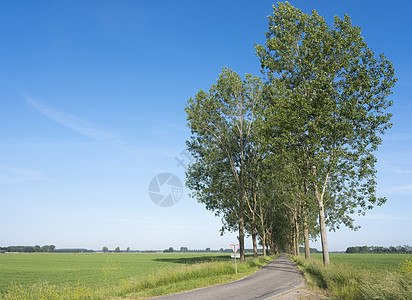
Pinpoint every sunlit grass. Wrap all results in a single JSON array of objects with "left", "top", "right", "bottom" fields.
[{"left": 291, "top": 253, "right": 412, "bottom": 299}]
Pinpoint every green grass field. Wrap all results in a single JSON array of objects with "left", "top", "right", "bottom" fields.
[
  {"left": 0, "top": 252, "right": 228, "bottom": 290},
  {"left": 0, "top": 252, "right": 276, "bottom": 299},
  {"left": 291, "top": 253, "right": 412, "bottom": 299},
  {"left": 310, "top": 253, "right": 408, "bottom": 271}
]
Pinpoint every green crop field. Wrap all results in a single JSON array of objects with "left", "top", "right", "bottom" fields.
[
  {"left": 0, "top": 252, "right": 225, "bottom": 290},
  {"left": 0, "top": 252, "right": 276, "bottom": 299},
  {"left": 310, "top": 253, "right": 408, "bottom": 271}
]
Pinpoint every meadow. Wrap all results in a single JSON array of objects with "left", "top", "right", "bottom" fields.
[
  {"left": 0, "top": 252, "right": 276, "bottom": 299},
  {"left": 291, "top": 253, "right": 412, "bottom": 299},
  {"left": 311, "top": 253, "right": 408, "bottom": 271}
]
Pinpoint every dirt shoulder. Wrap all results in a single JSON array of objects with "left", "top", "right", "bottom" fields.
[{"left": 271, "top": 286, "right": 327, "bottom": 299}]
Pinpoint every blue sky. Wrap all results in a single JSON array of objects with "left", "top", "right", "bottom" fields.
[{"left": 0, "top": 0, "right": 411, "bottom": 251}]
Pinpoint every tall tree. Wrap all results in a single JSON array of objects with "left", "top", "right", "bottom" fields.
[
  {"left": 186, "top": 68, "right": 262, "bottom": 261},
  {"left": 256, "top": 2, "right": 396, "bottom": 264}
]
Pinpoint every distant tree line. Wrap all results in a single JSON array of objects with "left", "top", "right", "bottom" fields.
[
  {"left": 54, "top": 248, "right": 94, "bottom": 253},
  {"left": 101, "top": 246, "right": 130, "bottom": 253},
  {"left": 0, "top": 246, "right": 97, "bottom": 253},
  {"left": 299, "top": 247, "right": 321, "bottom": 254},
  {"left": 346, "top": 245, "right": 412, "bottom": 254},
  {"left": 0, "top": 245, "right": 56, "bottom": 252}
]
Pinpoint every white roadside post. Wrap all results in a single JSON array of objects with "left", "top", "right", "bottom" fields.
[{"left": 230, "top": 244, "right": 240, "bottom": 274}]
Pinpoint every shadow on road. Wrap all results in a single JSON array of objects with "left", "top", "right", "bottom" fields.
[
  {"left": 153, "top": 255, "right": 231, "bottom": 264},
  {"left": 153, "top": 254, "right": 265, "bottom": 265}
]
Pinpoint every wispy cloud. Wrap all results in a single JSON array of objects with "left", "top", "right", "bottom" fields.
[
  {"left": 383, "top": 132, "right": 412, "bottom": 141},
  {"left": 21, "top": 91, "right": 121, "bottom": 144},
  {"left": 363, "top": 214, "right": 412, "bottom": 221},
  {"left": 16, "top": 90, "right": 146, "bottom": 158},
  {"left": 380, "top": 184, "right": 412, "bottom": 195},
  {"left": 391, "top": 185, "right": 412, "bottom": 191},
  {"left": 5, "top": 83, "right": 184, "bottom": 161},
  {"left": 0, "top": 166, "right": 49, "bottom": 183},
  {"left": 394, "top": 168, "right": 412, "bottom": 174}
]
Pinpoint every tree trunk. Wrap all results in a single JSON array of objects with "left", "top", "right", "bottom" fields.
[
  {"left": 269, "top": 239, "right": 275, "bottom": 255},
  {"left": 262, "top": 230, "right": 267, "bottom": 256},
  {"left": 318, "top": 201, "right": 330, "bottom": 264},
  {"left": 313, "top": 167, "right": 330, "bottom": 264},
  {"left": 291, "top": 219, "right": 297, "bottom": 256},
  {"left": 259, "top": 206, "right": 266, "bottom": 256},
  {"left": 252, "top": 226, "right": 258, "bottom": 257},
  {"left": 295, "top": 216, "right": 300, "bottom": 256},
  {"left": 303, "top": 213, "right": 311, "bottom": 260},
  {"left": 239, "top": 202, "right": 245, "bottom": 261},
  {"left": 266, "top": 228, "right": 271, "bottom": 255}
]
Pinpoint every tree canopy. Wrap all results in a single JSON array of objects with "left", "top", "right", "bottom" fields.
[{"left": 185, "top": 2, "right": 396, "bottom": 264}]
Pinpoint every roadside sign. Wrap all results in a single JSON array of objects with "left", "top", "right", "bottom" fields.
[
  {"left": 230, "top": 244, "right": 240, "bottom": 253},
  {"left": 230, "top": 244, "right": 240, "bottom": 274}
]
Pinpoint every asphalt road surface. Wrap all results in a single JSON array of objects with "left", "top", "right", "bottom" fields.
[{"left": 150, "top": 254, "right": 303, "bottom": 300}]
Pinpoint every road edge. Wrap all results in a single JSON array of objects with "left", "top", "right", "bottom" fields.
[{"left": 148, "top": 255, "right": 281, "bottom": 299}]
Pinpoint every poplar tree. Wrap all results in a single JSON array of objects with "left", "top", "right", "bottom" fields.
[
  {"left": 185, "top": 68, "right": 263, "bottom": 261},
  {"left": 256, "top": 2, "right": 396, "bottom": 264}
]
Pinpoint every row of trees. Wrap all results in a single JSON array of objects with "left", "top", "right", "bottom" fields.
[
  {"left": 0, "top": 245, "right": 56, "bottom": 252},
  {"left": 346, "top": 245, "right": 412, "bottom": 254},
  {"left": 185, "top": 3, "right": 396, "bottom": 264},
  {"left": 54, "top": 248, "right": 94, "bottom": 253},
  {"left": 102, "top": 247, "right": 130, "bottom": 253}
]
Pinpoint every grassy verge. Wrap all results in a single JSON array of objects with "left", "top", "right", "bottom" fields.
[
  {"left": 1, "top": 255, "right": 277, "bottom": 299},
  {"left": 290, "top": 255, "right": 412, "bottom": 300}
]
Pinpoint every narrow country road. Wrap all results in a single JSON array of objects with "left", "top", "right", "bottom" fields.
[{"left": 149, "top": 254, "right": 304, "bottom": 300}]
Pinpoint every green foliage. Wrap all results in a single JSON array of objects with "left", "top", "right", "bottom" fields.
[{"left": 185, "top": 67, "right": 264, "bottom": 257}]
